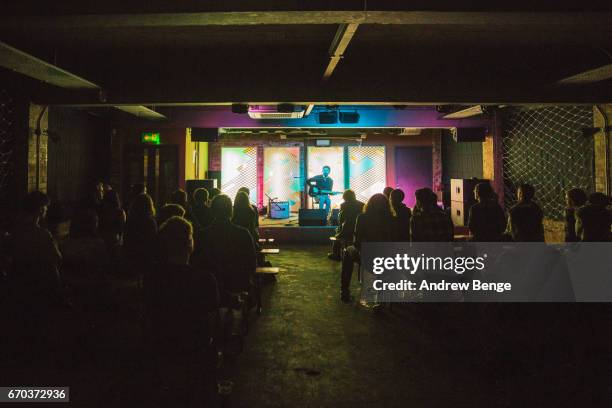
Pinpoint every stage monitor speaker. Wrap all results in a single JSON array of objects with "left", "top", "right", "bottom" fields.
[
  {"left": 191, "top": 128, "right": 219, "bottom": 142},
  {"left": 452, "top": 127, "right": 487, "bottom": 143},
  {"left": 186, "top": 179, "right": 217, "bottom": 200},
  {"left": 298, "top": 209, "right": 327, "bottom": 226},
  {"left": 318, "top": 111, "right": 338, "bottom": 124}
]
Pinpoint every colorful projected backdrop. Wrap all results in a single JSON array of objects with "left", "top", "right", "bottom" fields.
[
  {"left": 307, "top": 146, "right": 345, "bottom": 208},
  {"left": 263, "top": 147, "right": 301, "bottom": 211},
  {"left": 221, "top": 147, "right": 258, "bottom": 204},
  {"left": 348, "top": 146, "right": 387, "bottom": 203}
]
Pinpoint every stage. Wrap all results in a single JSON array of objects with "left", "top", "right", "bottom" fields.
[{"left": 258, "top": 213, "right": 337, "bottom": 244}]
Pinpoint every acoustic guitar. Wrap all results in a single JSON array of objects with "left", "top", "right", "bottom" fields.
[{"left": 308, "top": 185, "right": 342, "bottom": 203}]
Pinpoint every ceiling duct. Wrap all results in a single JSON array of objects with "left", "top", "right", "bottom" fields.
[
  {"left": 443, "top": 105, "right": 488, "bottom": 119},
  {"left": 248, "top": 105, "right": 305, "bottom": 119}
]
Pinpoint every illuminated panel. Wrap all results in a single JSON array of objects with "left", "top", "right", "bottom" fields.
[
  {"left": 264, "top": 147, "right": 301, "bottom": 211},
  {"left": 307, "top": 146, "right": 345, "bottom": 208},
  {"left": 348, "top": 146, "right": 386, "bottom": 203},
  {"left": 221, "top": 147, "right": 258, "bottom": 204}
]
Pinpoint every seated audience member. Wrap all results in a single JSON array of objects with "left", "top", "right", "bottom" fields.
[
  {"left": 507, "top": 183, "right": 544, "bottom": 241},
  {"left": 232, "top": 191, "right": 259, "bottom": 242},
  {"left": 238, "top": 186, "right": 259, "bottom": 227},
  {"left": 144, "top": 216, "right": 219, "bottom": 405},
  {"left": 341, "top": 193, "right": 397, "bottom": 302},
  {"left": 411, "top": 188, "right": 454, "bottom": 242},
  {"left": 192, "top": 195, "right": 256, "bottom": 303},
  {"left": 382, "top": 186, "right": 394, "bottom": 200},
  {"left": 123, "top": 194, "right": 158, "bottom": 270},
  {"left": 564, "top": 188, "right": 588, "bottom": 242},
  {"left": 576, "top": 192, "right": 612, "bottom": 242},
  {"left": 158, "top": 204, "right": 185, "bottom": 227},
  {"left": 390, "top": 189, "right": 411, "bottom": 242},
  {"left": 192, "top": 188, "right": 213, "bottom": 229},
  {"left": 11, "top": 191, "right": 62, "bottom": 305},
  {"left": 508, "top": 205, "right": 546, "bottom": 242},
  {"left": 98, "top": 190, "right": 126, "bottom": 248},
  {"left": 329, "top": 189, "right": 364, "bottom": 260},
  {"left": 467, "top": 182, "right": 506, "bottom": 241}
]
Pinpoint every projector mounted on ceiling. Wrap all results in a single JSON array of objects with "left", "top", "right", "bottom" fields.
[{"left": 248, "top": 104, "right": 306, "bottom": 119}]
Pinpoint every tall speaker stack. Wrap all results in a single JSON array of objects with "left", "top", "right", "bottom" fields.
[{"left": 450, "top": 178, "right": 488, "bottom": 227}]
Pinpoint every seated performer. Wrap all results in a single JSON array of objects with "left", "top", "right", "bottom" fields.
[{"left": 306, "top": 165, "right": 335, "bottom": 216}]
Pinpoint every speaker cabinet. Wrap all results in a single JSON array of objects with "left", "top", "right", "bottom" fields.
[
  {"left": 318, "top": 111, "right": 338, "bottom": 124},
  {"left": 450, "top": 178, "right": 489, "bottom": 203},
  {"left": 191, "top": 128, "right": 219, "bottom": 142},
  {"left": 451, "top": 201, "right": 472, "bottom": 227},
  {"left": 452, "top": 127, "right": 487, "bottom": 142},
  {"left": 298, "top": 209, "right": 327, "bottom": 226}
]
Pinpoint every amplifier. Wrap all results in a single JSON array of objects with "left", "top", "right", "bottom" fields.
[{"left": 269, "top": 201, "right": 290, "bottom": 219}]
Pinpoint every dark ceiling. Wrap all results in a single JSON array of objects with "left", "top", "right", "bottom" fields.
[{"left": 1, "top": 1, "right": 612, "bottom": 106}]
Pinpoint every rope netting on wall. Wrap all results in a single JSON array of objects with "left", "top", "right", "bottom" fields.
[
  {"left": 503, "top": 106, "right": 594, "bottom": 220},
  {"left": 0, "top": 89, "right": 16, "bottom": 212}
]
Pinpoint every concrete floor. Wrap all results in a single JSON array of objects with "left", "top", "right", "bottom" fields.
[
  {"left": 224, "top": 245, "right": 612, "bottom": 408},
  {"left": 2, "top": 245, "right": 611, "bottom": 407}
]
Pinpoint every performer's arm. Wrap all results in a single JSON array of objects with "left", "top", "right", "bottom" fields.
[{"left": 305, "top": 176, "right": 316, "bottom": 185}]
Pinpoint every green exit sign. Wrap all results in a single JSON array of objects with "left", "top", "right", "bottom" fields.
[{"left": 142, "top": 132, "right": 160, "bottom": 144}]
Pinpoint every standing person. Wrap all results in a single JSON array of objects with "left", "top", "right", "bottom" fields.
[
  {"left": 192, "top": 188, "right": 213, "bottom": 229},
  {"left": 411, "top": 188, "right": 454, "bottom": 242},
  {"left": 123, "top": 193, "right": 158, "bottom": 275},
  {"left": 340, "top": 194, "right": 397, "bottom": 302},
  {"left": 61, "top": 209, "right": 108, "bottom": 279},
  {"left": 11, "top": 191, "right": 62, "bottom": 305},
  {"left": 507, "top": 183, "right": 544, "bottom": 241},
  {"left": 169, "top": 189, "right": 195, "bottom": 225},
  {"left": 467, "top": 182, "right": 506, "bottom": 242},
  {"left": 232, "top": 191, "right": 259, "bottom": 242},
  {"left": 98, "top": 189, "right": 126, "bottom": 249},
  {"left": 306, "top": 165, "right": 335, "bottom": 217},
  {"left": 144, "top": 216, "right": 219, "bottom": 406},
  {"left": 329, "top": 189, "right": 364, "bottom": 260},
  {"left": 382, "top": 186, "right": 394, "bottom": 200},
  {"left": 124, "top": 183, "right": 147, "bottom": 214},
  {"left": 390, "top": 189, "right": 411, "bottom": 242},
  {"left": 158, "top": 204, "right": 185, "bottom": 227},
  {"left": 564, "top": 188, "right": 588, "bottom": 242},
  {"left": 576, "top": 192, "right": 612, "bottom": 242},
  {"left": 192, "top": 195, "right": 257, "bottom": 305},
  {"left": 208, "top": 188, "right": 221, "bottom": 202}
]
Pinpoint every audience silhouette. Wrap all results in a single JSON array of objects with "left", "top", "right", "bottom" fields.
[{"left": 468, "top": 182, "right": 506, "bottom": 242}]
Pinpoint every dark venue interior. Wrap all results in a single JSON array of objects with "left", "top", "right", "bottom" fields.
[{"left": 1, "top": 1, "right": 612, "bottom": 407}]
